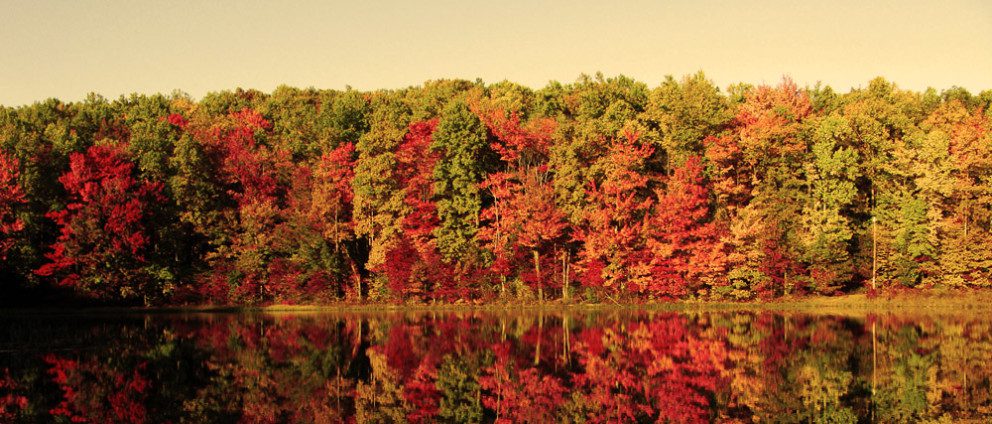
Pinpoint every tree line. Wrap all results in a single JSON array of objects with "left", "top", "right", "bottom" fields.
[{"left": 1, "top": 73, "right": 990, "bottom": 305}]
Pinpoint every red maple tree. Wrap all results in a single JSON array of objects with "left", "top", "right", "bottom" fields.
[
  {"left": 645, "top": 155, "right": 725, "bottom": 298},
  {"left": 35, "top": 144, "right": 165, "bottom": 302}
]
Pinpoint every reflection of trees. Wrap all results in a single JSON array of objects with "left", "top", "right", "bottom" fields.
[
  {"left": 875, "top": 324, "right": 935, "bottom": 422},
  {"left": 795, "top": 354, "right": 857, "bottom": 422},
  {"left": 566, "top": 314, "right": 728, "bottom": 423},
  {"left": 355, "top": 349, "right": 405, "bottom": 422},
  {"left": 0, "top": 312, "right": 991, "bottom": 421},
  {"left": 0, "top": 369, "right": 27, "bottom": 420},
  {"left": 782, "top": 319, "right": 863, "bottom": 423},
  {"left": 872, "top": 316, "right": 992, "bottom": 422},
  {"left": 934, "top": 321, "right": 992, "bottom": 415}
]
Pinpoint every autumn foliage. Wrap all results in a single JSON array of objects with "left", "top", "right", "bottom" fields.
[
  {"left": 1, "top": 75, "right": 991, "bottom": 305},
  {"left": 0, "top": 153, "right": 25, "bottom": 261},
  {"left": 34, "top": 144, "right": 165, "bottom": 302}
]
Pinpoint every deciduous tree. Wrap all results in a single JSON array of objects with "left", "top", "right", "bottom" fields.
[{"left": 35, "top": 143, "right": 166, "bottom": 303}]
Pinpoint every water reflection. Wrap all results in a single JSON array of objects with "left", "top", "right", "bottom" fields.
[{"left": 0, "top": 310, "right": 990, "bottom": 423}]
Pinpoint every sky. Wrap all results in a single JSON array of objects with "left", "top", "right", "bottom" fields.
[{"left": 1, "top": 0, "right": 990, "bottom": 106}]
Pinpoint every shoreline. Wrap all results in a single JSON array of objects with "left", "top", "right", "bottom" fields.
[{"left": 4, "top": 291, "right": 992, "bottom": 316}]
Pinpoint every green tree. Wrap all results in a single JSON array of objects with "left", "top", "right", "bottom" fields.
[
  {"left": 644, "top": 71, "right": 731, "bottom": 169},
  {"left": 801, "top": 115, "right": 860, "bottom": 292},
  {"left": 431, "top": 100, "right": 490, "bottom": 265},
  {"left": 352, "top": 93, "right": 410, "bottom": 277}
]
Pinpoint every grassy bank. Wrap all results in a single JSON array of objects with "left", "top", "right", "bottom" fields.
[
  {"left": 4, "top": 290, "right": 992, "bottom": 317},
  {"left": 161, "top": 290, "right": 992, "bottom": 316}
]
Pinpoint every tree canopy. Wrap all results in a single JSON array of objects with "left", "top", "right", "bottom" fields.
[{"left": 1, "top": 74, "right": 990, "bottom": 305}]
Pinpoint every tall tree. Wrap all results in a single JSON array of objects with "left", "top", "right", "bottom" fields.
[
  {"left": 708, "top": 79, "right": 812, "bottom": 298},
  {"left": 801, "top": 115, "right": 860, "bottom": 293},
  {"left": 573, "top": 131, "right": 654, "bottom": 297},
  {"left": 184, "top": 108, "right": 295, "bottom": 304},
  {"left": 352, "top": 94, "right": 410, "bottom": 284},
  {"left": 387, "top": 119, "right": 449, "bottom": 300},
  {"left": 431, "top": 100, "right": 490, "bottom": 267},
  {"left": 840, "top": 78, "right": 924, "bottom": 289},
  {"left": 645, "top": 155, "right": 724, "bottom": 298},
  {"left": 549, "top": 74, "right": 651, "bottom": 224},
  {"left": 478, "top": 107, "right": 565, "bottom": 300},
  {"left": 917, "top": 101, "right": 992, "bottom": 287},
  {"left": 35, "top": 143, "right": 166, "bottom": 303},
  {"left": 310, "top": 143, "right": 357, "bottom": 249},
  {"left": 271, "top": 141, "right": 359, "bottom": 301}
]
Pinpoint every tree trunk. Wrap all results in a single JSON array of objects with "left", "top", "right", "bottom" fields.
[
  {"left": 871, "top": 186, "right": 877, "bottom": 291},
  {"left": 562, "top": 250, "right": 569, "bottom": 301},
  {"left": 348, "top": 253, "right": 362, "bottom": 302},
  {"left": 533, "top": 250, "right": 543, "bottom": 303}
]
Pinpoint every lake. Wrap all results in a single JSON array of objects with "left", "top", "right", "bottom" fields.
[{"left": 0, "top": 308, "right": 989, "bottom": 423}]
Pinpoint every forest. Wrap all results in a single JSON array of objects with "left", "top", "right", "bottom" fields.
[{"left": 1, "top": 73, "right": 990, "bottom": 306}]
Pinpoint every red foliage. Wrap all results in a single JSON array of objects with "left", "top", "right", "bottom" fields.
[
  {"left": 703, "top": 134, "right": 749, "bottom": 208},
  {"left": 45, "top": 354, "right": 150, "bottom": 424},
  {"left": 480, "top": 342, "right": 567, "bottom": 423},
  {"left": 266, "top": 258, "right": 339, "bottom": 304},
  {"left": 478, "top": 108, "right": 556, "bottom": 166},
  {"left": 165, "top": 113, "right": 188, "bottom": 129},
  {"left": 383, "top": 238, "right": 453, "bottom": 301},
  {"left": 381, "top": 324, "right": 421, "bottom": 378},
  {"left": 0, "top": 369, "right": 27, "bottom": 420},
  {"left": 204, "top": 109, "right": 286, "bottom": 206},
  {"left": 270, "top": 141, "right": 357, "bottom": 302},
  {"left": 570, "top": 316, "right": 727, "bottom": 423},
  {"left": 480, "top": 167, "right": 567, "bottom": 295},
  {"left": 387, "top": 119, "right": 458, "bottom": 300},
  {"left": 578, "top": 258, "right": 607, "bottom": 288},
  {"left": 756, "top": 231, "right": 805, "bottom": 298},
  {"left": 474, "top": 108, "right": 567, "bottom": 297},
  {"left": 404, "top": 362, "right": 441, "bottom": 423},
  {"left": 734, "top": 78, "right": 812, "bottom": 160},
  {"left": 304, "top": 142, "right": 356, "bottom": 245},
  {"left": 383, "top": 237, "right": 419, "bottom": 298},
  {"left": 573, "top": 131, "right": 654, "bottom": 295},
  {"left": 34, "top": 144, "right": 165, "bottom": 300},
  {"left": 0, "top": 153, "right": 25, "bottom": 260},
  {"left": 645, "top": 156, "right": 725, "bottom": 298},
  {"left": 396, "top": 120, "right": 441, "bottom": 253},
  {"left": 183, "top": 108, "right": 307, "bottom": 304},
  {"left": 514, "top": 168, "right": 567, "bottom": 251},
  {"left": 187, "top": 265, "right": 233, "bottom": 305},
  {"left": 479, "top": 172, "right": 517, "bottom": 279}
]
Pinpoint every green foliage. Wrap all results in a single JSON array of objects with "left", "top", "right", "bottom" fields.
[
  {"left": 431, "top": 100, "right": 489, "bottom": 264},
  {"left": 892, "top": 196, "right": 934, "bottom": 287},
  {"left": 352, "top": 93, "right": 410, "bottom": 268},
  {"left": 802, "top": 115, "right": 860, "bottom": 290},
  {"left": 436, "top": 355, "right": 484, "bottom": 423},
  {"left": 320, "top": 88, "right": 370, "bottom": 146},
  {"left": 719, "top": 267, "right": 766, "bottom": 300},
  {"left": 645, "top": 71, "right": 731, "bottom": 168}
]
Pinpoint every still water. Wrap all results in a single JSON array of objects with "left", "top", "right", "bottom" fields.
[{"left": 0, "top": 309, "right": 989, "bottom": 423}]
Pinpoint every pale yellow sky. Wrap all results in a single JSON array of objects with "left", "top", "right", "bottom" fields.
[{"left": 1, "top": 0, "right": 990, "bottom": 106}]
